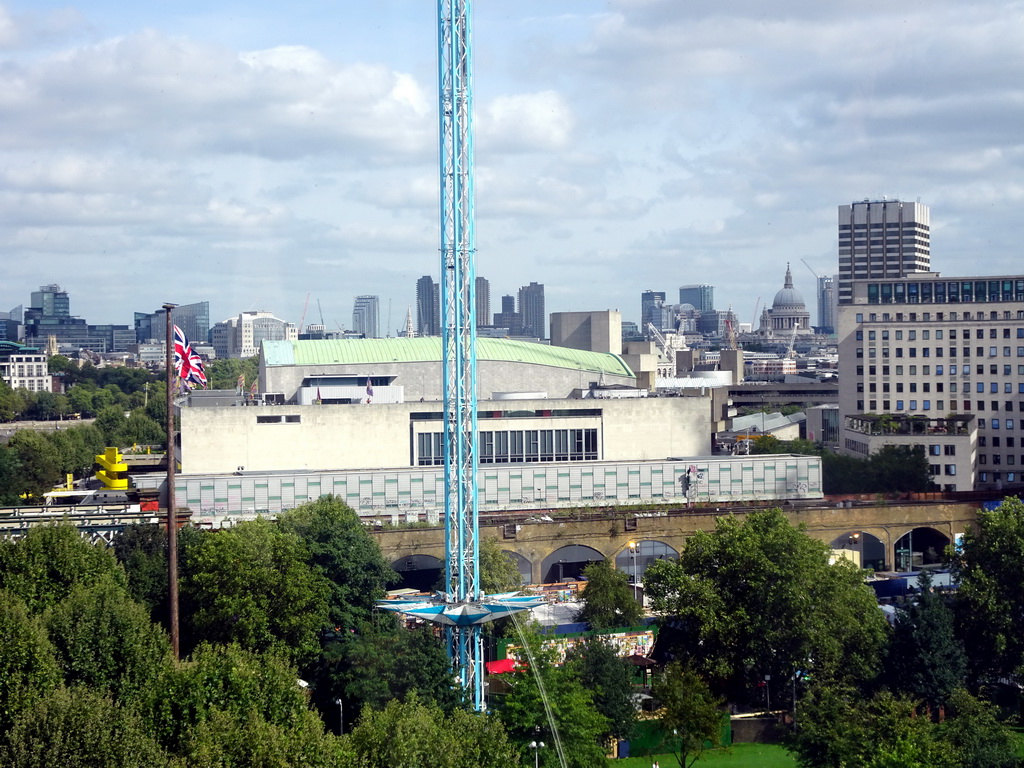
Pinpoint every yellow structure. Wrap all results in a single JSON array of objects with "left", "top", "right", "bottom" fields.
[{"left": 95, "top": 447, "right": 129, "bottom": 491}]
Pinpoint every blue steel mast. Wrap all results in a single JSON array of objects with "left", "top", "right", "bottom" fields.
[
  {"left": 437, "top": 0, "right": 482, "bottom": 706},
  {"left": 380, "top": 0, "right": 542, "bottom": 712}
]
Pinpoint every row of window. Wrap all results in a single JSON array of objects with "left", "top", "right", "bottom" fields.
[
  {"left": 978, "top": 472, "right": 1015, "bottom": 484},
  {"left": 856, "top": 346, "right": 1024, "bottom": 359},
  {"left": 977, "top": 454, "right": 1024, "bottom": 466},
  {"left": 858, "top": 364, "right": 1024, "bottom": 380},
  {"left": 857, "top": 327, "right": 1024, "bottom": 341},
  {"left": 865, "top": 280, "right": 1024, "bottom": 304},
  {"left": 855, "top": 310, "right": 1024, "bottom": 323},
  {"left": 416, "top": 428, "right": 600, "bottom": 466},
  {"left": 839, "top": 222, "right": 929, "bottom": 231},
  {"left": 857, "top": 399, "right": 1024, "bottom": 415},
  {"left": 926, "top": 464, "right": 959, "bottom": 476},
  {"left": 856, "top": 362, "right": 1024, "bottom": 377}
]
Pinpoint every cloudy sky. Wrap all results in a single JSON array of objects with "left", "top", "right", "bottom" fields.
[{"left": 2, "top": 1, "right": 1023, "bottom": 334}]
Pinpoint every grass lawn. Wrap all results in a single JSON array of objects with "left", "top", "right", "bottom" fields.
[{"left": 609, "top": 742, "right": 797, "bottom": 767}]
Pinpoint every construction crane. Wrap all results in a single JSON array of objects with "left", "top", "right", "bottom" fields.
[
  {"left": 298, "top": 293, "right": 311, "bottom": 334},
  {"left": 801, "top": 258, "right": 820, "bottom": 280},
  {"left": 377, "top": 0, "right": 541, "bottom": 713},
  {"left": 647, "top": 322, "right": 673, "bottom": 358}
]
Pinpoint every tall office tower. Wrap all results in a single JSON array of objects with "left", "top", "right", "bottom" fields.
[
  {"left": 135, "top": 301, "right": 210, "bottom": 344},
  {"left": 517, "top": 282, "right": 546, "bottom": 339},
  {"left": 416, "top": 276, "right": 440, "bottom": 336},
  {"left": 640, "top": 290, "right": 666, "bottom": 333},
  {"left": 475, "top": 276, "right": 491, "bottom": 326},
  {"left": 352, "top": 295, "right": 380, "bottom": 339},
  {"left": 816, "top": 276, "right": 836, "bottom": 333},
  {"left": 678, "top": 284, "right": 714, "bottom": 313},
  {"left": 30, "top": 285, "right": 70, "bottom": 317},
  {"left": 837, "top": 199, "right": 930, "bottom": 304},
  {"left": 493, "top": 294, "right": 522, "bottom": 335}
]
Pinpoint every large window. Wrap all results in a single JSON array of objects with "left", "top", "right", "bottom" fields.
[{"left": 416, "top": 428, "right": 599, "bottom": 466}]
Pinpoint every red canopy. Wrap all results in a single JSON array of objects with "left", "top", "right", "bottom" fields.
[{"left": 485, "top": 658, "right": 517, "bottom": 674}]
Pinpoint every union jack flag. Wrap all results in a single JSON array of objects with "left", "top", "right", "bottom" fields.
[{"left": 173, "top": 325, "right": 207, "bottom": 389}]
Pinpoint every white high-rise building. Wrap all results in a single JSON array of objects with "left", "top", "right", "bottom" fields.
[
  {"left": 838, "top": 200, "right": 930, "bottom": 305},
  {"left": 211, "top": 311, "right": 297, "bottom": 359},
  {"left": 352, "top": 295, "right": 380, "bottom": 339}
]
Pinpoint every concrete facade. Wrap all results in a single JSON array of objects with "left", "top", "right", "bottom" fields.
[
  {"left": 837, "top": 273, "right": 1024, "bottom": 491},
  {"left": 178, "top": 395, "right": 712, "bottom": 475},
  {"left": 549, "top": 311, "right": 622, "bottom": 355}
]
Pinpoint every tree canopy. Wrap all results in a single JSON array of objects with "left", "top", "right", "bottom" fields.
[
  {"left": 951, "top": 495, "right": 1024, "bottom": 682},
  {"left": 276, "top": 495, "right": 396, "bottom": 630},
  {"left": 644, "top": 509, "right": 889, "bottom": 705},
  {"left": 575, "top": 558, "right": 643, "bottom": 630},
  {"left": 182, "top": 518, "right": 331, "bottom": 666}
]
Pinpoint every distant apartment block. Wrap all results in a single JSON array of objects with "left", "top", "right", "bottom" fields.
[
  {"left": 0, "top": 341, "right": 52, "bottom": 393},
  {"left": 352, "top": 295, "right": 380, "bottom": 339},
  {"left": 211, "top": 311, "right": 297, "bottom": 359},
  {"left": 518, "top": 282, "right": 545, "bottom": 339},
  {"left": 415, "top": 276, "right": 440, "bottom": 336}
]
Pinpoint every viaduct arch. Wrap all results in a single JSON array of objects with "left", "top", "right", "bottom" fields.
[{"left": 378, "top": 502, "right": 977, "bottom": 586}]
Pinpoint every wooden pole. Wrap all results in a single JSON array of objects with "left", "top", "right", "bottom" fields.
[{"left": 163, "top": 303, "right": 180, "bottom": 659}]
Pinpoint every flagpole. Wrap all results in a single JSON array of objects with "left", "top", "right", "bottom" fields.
[{"left": 163, "top": 303, "right": 180, "bottom": 660}]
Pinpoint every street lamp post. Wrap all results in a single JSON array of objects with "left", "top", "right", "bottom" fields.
[
  {"left": 334, "top": 697, "right": 343, "bottom": 735},
  {"left": 529, "top": 740, "right": 545, "bottom": 768},
  {"left": 628, "top": 541, "right": 638, "bottom": 602}
]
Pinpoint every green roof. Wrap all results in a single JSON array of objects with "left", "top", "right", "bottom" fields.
[{"left": 262, "top": 337, "right": 634, "bottom": 378}]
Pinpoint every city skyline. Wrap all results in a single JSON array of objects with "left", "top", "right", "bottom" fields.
[{"left": 1, "top": 2, "right": 1022, "bottom": 331}]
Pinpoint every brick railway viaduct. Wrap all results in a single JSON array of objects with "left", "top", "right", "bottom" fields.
[{"left": 374, "top": 501, "right": 981, "bottom": 585}]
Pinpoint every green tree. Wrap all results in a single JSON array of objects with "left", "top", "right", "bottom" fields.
[
  {"left": 564, "top": 636, "right": 637, "bottom": 742},
  {"left": 479, "top": 536, "right": 524, "bottom": 593},
  {"left": 885, "top": 570, "right": 966, "bottom": 709},
  {"left": 0, "top": 686, "right": 170, "bottom": 768},
  {"left": 44, "top": 577, "right": 171, "bottom": 706},
  {"left": 5, "top": 429, "right": 62, "bottom": 498},
  {"left": 112, "top": 523, "right": 207, "bottom": 625},
  {"left": 0, "top": 590, "right": 62, "bottom": 734},
  {"left": 180, "top": 706, "right": 352, "bottom": 768},
  {"left": 575, "top": 559, "right": 643, "bottom": 630},
  {"left": 870, "top": 444, "right": 933, "bottom": 493},
  {"left": 792, "top": 686, "right": 949, "bottom": 768},
  {"left": 644, "top": 509, "right": 888, "bottom": 706},
  {"left": 45, "top": 354, "right": 75, "bottom": 375},
  {"left": 652, "top": 662, "right": 724, "bottom": 768},
  {"left": 144, "top": 643, "right": 317, "bottom": 756},
  {"left": 205, "top": 356, "right": 260, "bottom": 391},
  {"left": 182, "top": 518, "right": 330, "bottom": 666},
  {"left": 938, "top": 688, "right": 1020, "bottom": 768},
  {"left": 951, "top": 496, "right": 1024, "bottom": 682},
  {"left": 0, "top": 524, "right": 128, "bottom": 613},
  {"left": 276, "top": 495, "right": 397, "bottom": 630},
  {"left": 65, "top": 384, "right": 95, "bottom": 418},
  {"left": 496, "top": 622, "right": 609, "bottom": 768},
  {"left": 315, "top": 616, "right": 463, "bottom": 723},
  {"left": 349, "top": 694, "right": 518, "bottom": 768},
  {"left": 0, "top": 379, "right": 25, "bottom": 421},
  {"left": 0, "top": 443, "right": 23, "bottom": 504}
]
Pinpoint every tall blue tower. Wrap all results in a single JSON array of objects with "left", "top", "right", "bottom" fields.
[
  {"left": 379, "top": 0, "right": 542, "bottom": 712},
  {"left": 437, "top": 0, "right": 482, "bottom": 705}
]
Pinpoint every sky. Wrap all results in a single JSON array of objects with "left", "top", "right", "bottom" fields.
[{"left": 2, "top": 0, "right": 1023, "bottom": 333}]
